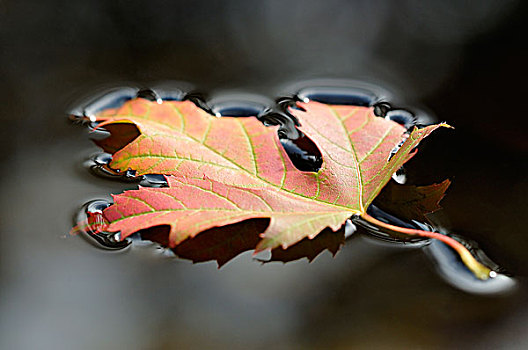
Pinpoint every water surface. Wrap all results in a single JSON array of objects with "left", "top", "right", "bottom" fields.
[{"left": 1, "top": 1, "right": 527, "bottom": 349}]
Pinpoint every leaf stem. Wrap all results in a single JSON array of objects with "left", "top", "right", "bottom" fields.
[{"left": 359, "top": 212, "right": 492, "bottom": 280}]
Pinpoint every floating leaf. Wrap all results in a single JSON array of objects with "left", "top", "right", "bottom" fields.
[{"left": 73, "top": 98, "right": 493, "bottom": 278}]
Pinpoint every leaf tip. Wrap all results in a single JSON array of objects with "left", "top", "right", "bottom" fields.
[
  {"left": 69, "top": 223, "right": 83, "bottom": 236},
  {"left": 439, "top": 122, "right": 454, "bottom": 130}
]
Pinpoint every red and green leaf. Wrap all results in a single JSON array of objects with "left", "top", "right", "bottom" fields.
[{"left": 73, "top": 98, "right": 492, "bottom": 278}]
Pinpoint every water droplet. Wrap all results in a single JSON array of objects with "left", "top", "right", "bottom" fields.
[{"left": 74, "top": 200, "right": 131, "bottom": 250}]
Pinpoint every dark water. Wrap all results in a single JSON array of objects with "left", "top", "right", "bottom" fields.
[{"left": 2, "top": 1, "right": 528, "bottom": 349}]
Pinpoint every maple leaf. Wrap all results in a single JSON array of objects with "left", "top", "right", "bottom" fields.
[
  {"left": 91, "top": 98, "right": 439, "bottom": 242},
  {"left": 76, "top": 98, "right": 492, "bottom": 278}
]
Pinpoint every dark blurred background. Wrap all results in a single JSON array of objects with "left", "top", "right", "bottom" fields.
[{"left": 1, "top": 1, "right": 527, "bottom": 349}]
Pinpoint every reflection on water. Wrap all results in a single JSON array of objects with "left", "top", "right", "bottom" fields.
[
  {"left": 208, "top": 92, "right": 272, "bottom": 118},
  {"left": 297, "top": 85, "right": 378, "bottom": 107},
  {"left": 69, "top": 86, "right": 138, "bottom": 119},
  {"left": 75, "top": 199, "right": 131, "bottom": 250},
  {"left": 355, "top": 204, "right": 517, "bottom": 294},
  {"left": 425, "top": 240, "right": 516, "bottom": 295},
  {"left": 85, "top": 152, "right": 139, "bottom": 182}
]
